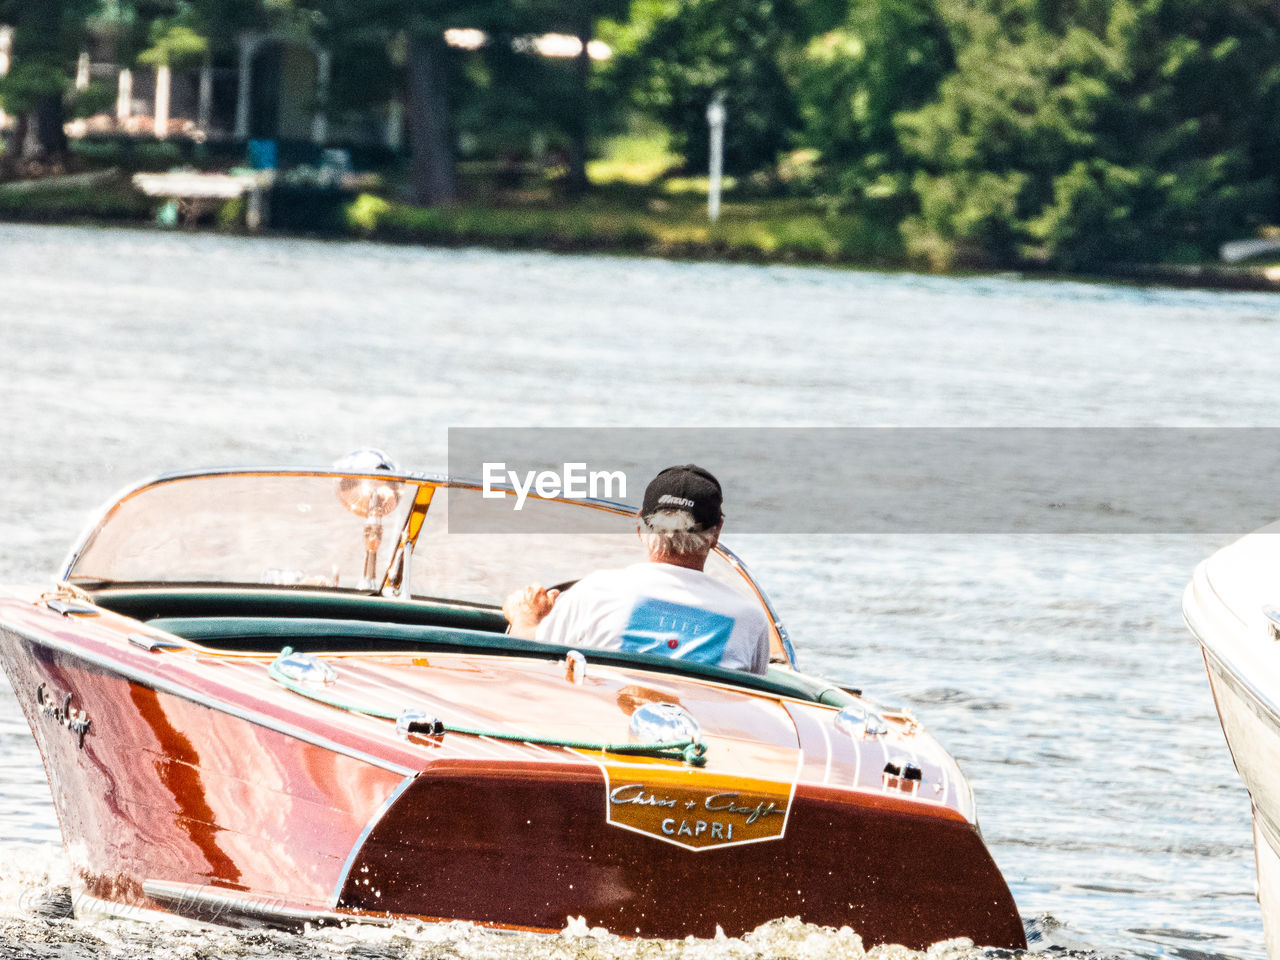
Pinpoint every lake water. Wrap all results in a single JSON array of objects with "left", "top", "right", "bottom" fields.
[{"left": 1, "top": 222, "right": 1277, "bottom": 960}]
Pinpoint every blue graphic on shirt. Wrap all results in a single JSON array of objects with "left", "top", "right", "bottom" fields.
[{"left": 620, "top": 598, "right": 734, "bottom": 665}]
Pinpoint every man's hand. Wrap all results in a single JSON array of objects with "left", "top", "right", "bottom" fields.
[{"left": 502, "top": 584, "right": 561, "bottom": 638}]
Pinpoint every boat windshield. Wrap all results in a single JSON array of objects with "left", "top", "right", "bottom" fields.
[
  {"left": 63, "top": 472, "right": 764, "bottom": 611},
  {"left": 66, "top": 472, "right": 417, "bottom": 591}
]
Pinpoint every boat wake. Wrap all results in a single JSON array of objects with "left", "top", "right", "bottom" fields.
[{"left": 0, "top": 864, "right": 1047, "bottom": 960}]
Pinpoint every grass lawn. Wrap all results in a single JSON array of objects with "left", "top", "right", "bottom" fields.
[
  {"left": 348, "top": 187, "right": 904, "bottom": 265},
  {"left": 354, "top": 130, "right": 905, "bottom": 265}
]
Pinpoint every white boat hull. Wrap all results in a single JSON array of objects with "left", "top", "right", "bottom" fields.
[
  {"left": 1186, "top": 530, "right": 1280, "bottom": 959},
  {"left": 1201, "top": 645, "right": 1280, "bottom": 958}
]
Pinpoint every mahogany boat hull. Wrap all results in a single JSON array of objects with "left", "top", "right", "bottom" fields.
[
  {"left": 0, "top": 599, "right": 1025, "bottom": 948},
  {"left": 339, "top": 761, "right": 1024, "bottom": 945},
  {"left": 0, "top": 622, "right": 408, "bottom": 924}
]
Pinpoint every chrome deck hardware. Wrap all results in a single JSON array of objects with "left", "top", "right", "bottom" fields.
[
  {"left": 127, "top": 633, "right": 187, "bottom": 652},
  {"left": 565, "top": 650, "right": 587, "bottom": 684},
  {"left": 395, "top": 709, "right": 445, "bottom": 739},
  {"left": 835, "top": 704, "right": 887, "bottom": 739},
  {"left": 272, "top": 649, "right": 337, "bottom": 686},
  {"left": 44, "top": 599, "right": 100, "bottom": 617},
  {"left": 629, "top": 702, "right": 701, "bottom": 745}
]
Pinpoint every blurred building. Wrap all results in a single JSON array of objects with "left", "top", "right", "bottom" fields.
[{"left": 0, "top": 23, "right": 606, "bottom": 153}]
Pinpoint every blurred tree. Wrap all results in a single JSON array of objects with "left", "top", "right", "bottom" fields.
[
  {"left": 897, "top": 0, "right": 1280, "bottom": 268},
  {"left": 0, "top": 0, "right": 99, "bottom": 162},
  {"left": 315, "top": 0, "right": 583, "bottom": 185},
  {"left": 1092, "top": 0, "right": 1280, "bottom": 262},
  {"left": 138, "top": 21, "right": 209, "bottom": 74},
  {"left": 528, "top": 0, "right": 629, "bottom": 196},
  {"left": 403, "top": 18, "right": 456, "bottom": 205},
  {"left": 790, "top": 0, "right": 951, "bottom": 211},
  {"left": 454, "top": 29, "right": 572, "bottom": 166},
  {"left": 94, "top": 0, "right": 177, "bottom": 66},
  {"left": 303, "top": 0, "right": 470, "bottom": 205},
  {"left": 897, "top": 19, "right": 1117, "bottom": 264},
  {"left": 304, "top": 0, "right": 633, "bottom": 205},
  {"left": 623, "top": 0, "right": 801, "bottom": 176},
  {"left": 90, "top": 1, "right": 249, "bottom": 84}
]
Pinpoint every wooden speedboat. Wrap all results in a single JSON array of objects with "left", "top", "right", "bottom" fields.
[
  {"left": 0, "top": 464, "right": 1025, "bottom": 947},
  {"left": 1185, "top": 526, "right": 1280, "bottom": 959}
]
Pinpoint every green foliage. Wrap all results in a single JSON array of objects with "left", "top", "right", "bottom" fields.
[
  {"left": 896, "top": 0, "right": 1280, "bottom": 267},
  {"left": 138, "top": 23, "right": 209, "bottom": 69},
  {"left": 1025, "top": 159, "right": 1144, "bottom": 268},
  {"left": 324, "top": 30, "right": 400, "bottom": 116},
  {"left": 341, "top": 189, "right": 902, "bottom": 262},
  {"left": 454, "top": 37, "right": 579, "bottom": 157},
  {"left": 588, "top": 126, "right": 680, "bottom": 184},
  {"left": 624, "top": 0, "right": 800, "bottom": 175},
  {"left": 0, "top": 179, "right": 151, "bottom": 221},
  {"left": 898, "top": 25, "right": 1115, "bottom": 180},
  {"left": 346, "top": 191, "right": 390, "bottom": 232},
  {"left": 0, "top": 0, "right": 98, "bottom": 58},
  {"left": 790, "top": 0, "right": 950, "bottom": 208},
  {"left": 0, "top": 0, "right": 96, "bottom": 131},
  {"left": 1095, "top": 0, "right": 1280, "bottom": 257},
  {"left": 178, "top": 0, "right": 268, "bottom": 56},
  {"left": 92, "top": 1, "right": 191, "bottom": 66},
  {"left": 70, "top": 135, "right": 186, "bottom": 170},
  {"left": 217, "top": 194, "right": 246, "bottom": 228},
  {"left": 69, "top": 80, "right": 117, "bottom": 119},
  {"left": 906, "top": 168, "right": 1028, "bottom": 266},
  {"left": 0, "top": 60, "right": 70, "bottom": 115},
  {"left": 3, "top": 0, "right": 1278, "bottom": 272}
]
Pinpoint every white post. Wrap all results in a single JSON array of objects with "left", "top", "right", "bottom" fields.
[
  {"left": 234, "top": 34, "right": 254, "bottom": 139},
  {"left": 117, "top": 68, "right": 133, "bottom": 123},
  {"left": 311, "top": 47, "right": 331, "bottom": 145},
  {"left": 0, "top": 26, "right": 12, "bottom": 128},
  {"left": 706, "top": 93, "right": 726, "bottom": 223},
  {"left": 154, "top": 64, "right": 171, "bottom": 138},
  {"left": 197, "top": 64, "right": 213, "bottom": 133},
  {"left": 68, "top": 51, "right": 92, "bottom": 137},
  {"left": 385, "top": 99, "right": 404, "bottom": 151}
]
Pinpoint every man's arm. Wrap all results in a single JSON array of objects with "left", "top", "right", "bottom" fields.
[{"left": 502, "top": 584, "right": 560, "bottom": 638}]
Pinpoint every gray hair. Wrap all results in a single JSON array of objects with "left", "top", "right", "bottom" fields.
[{"left": 639, "top": 509, "right": 719, "bottom": 559}]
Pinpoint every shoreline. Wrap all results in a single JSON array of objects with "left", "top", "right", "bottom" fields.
[{"left": 1, "top": 198, "right": 1276, "bottom": 294}]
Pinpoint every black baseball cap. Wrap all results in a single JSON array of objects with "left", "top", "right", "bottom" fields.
[{"left": 641, "top": 465, "right": 723, "bottom": 531}]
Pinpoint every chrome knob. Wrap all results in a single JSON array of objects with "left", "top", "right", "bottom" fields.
[
  {"left": 629, "top": 702, "right": 700, "bottom": 744},
  {"left": 272, "top": 648, "right": 337, "bottom": 686},
  {"left": 835, "top": 704, "right": 887, "bottom": 739}
]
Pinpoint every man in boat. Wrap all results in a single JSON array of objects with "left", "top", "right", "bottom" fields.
[{"left": 503, "top": 465, "right": 771, "bottom": 674}]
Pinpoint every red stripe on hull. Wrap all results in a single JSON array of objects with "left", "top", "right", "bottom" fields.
[{"left": 0, "top": 629, "right": 407, "bottom": 914}]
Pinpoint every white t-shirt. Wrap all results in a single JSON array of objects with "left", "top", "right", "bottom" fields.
[{"left": 534, "top": 562, "right": 771, "bottom": 675}]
